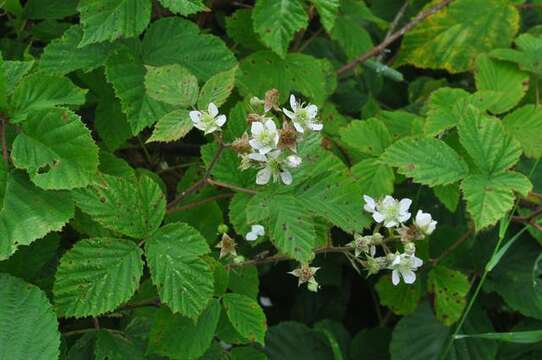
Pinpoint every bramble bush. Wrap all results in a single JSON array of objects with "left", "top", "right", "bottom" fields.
[{"left": 1, "top": 0, "right": 542, "bottom": 359}]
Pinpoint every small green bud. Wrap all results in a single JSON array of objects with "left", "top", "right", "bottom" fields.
[{"left": 217, "top": 224, "right": 229, "bottom": 234}]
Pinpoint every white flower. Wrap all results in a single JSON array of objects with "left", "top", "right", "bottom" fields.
[
  {"left": 363, "top": 195, "right": 412, "bottom": 228},
  {"left": 189, "top": 103, "right": 227, "bottom": 134},
  {"left": 250, "top": 150, "right": 300, "bottom": 185},
  {"left": 246, "top": 224, "right": 265, "bottom": 241},
  {"left": 259, "top": 296, "right": 273, "bottom": 307},
  {"left": 388, "top": 252, "right": 423, "bottom": 286},
  {"left": 282, "top": 94, "right": 322, "bottom": 133},
  {"left": 415, "top": 210, "right": 437, "bottom": 236},
  {"left": 249, "top": 119, "right": 280, "bottom": 154}
]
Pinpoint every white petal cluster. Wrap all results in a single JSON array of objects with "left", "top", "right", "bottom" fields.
[
  {"left": 414, "top": 210, "right": 437, "bottom": 236},
  {"left": 249, "top": 151, "right": 302, "bottom": 185},
  {"left": 190, "top": 103, "right": 227, "bottom": 134},
  {"left": 388, "top": 252, "right": 423, "bottom": 285},
  {"left": 249, "top": 119, "right": 279, "bottom": 154},
  {"left": 246, "top": 224, "right": 265, "bottom": 241},
  {"left": 363, "top": 195, "right": 412, "bottom": 228},
  {"left": 282, "top": 95, "right": 323, "bottom": 133}
]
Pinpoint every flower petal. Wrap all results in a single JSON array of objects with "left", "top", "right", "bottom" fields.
[
  {"left": 251, "top": 121, "right": 264, "bottom": 135},
  {"left": 248, "top": 152, "right": 266, "bottom": 162},
  {"left": 363, "top": 195, "right": 376, "bottom": 212},
  {"left": 256, "top": 167, "right": 272, "bottom": 185},
  {"left": 292, "top": 121, "right": 304, "bottom": 133},
  {"left": 189, "top": 111, "right": 202, "bottom": 123},
  {"left": 310, "top": 123, "right": 323, "bottom": 131},
  {"left": 246, "top": 232, "right": 257, "bottom": 241},
  {"left": 372, "top": 212, "right": 385, "bottom": 223},
  {"left": 252, "top": 224, "right": 265, "bottom": 236},
  {"left": 401, "top": 270, "right": 416, "bottom": 284},
  {"left": 392, "top": 270, "right": 400, "bottom": 285},
  {"left": 399, "top": 198, "right": 412, "bottom": 212},
  {"left": 264, "top": 119, "right": 277, "bottom": 131},
  {"left": 215, "top": 114, "right": 227, "bottom": 127},
  {"left": 280, "top": 170, "right": 293, "bottom": 185},
  {"left": 282, "top": 108, "right": 295, "bottom": 120},
  {"left": 208, "top": 102, "right": 218, "bottom": 117},
  {"left": 289, "top": 94, "right": 297, "bottom": 111},
  {"left": 306, "top": 104, "right": 318, "bottom": 118}
]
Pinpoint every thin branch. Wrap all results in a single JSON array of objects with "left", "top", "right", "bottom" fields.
[
  {"left": 376, "top": 1, "right": 410, "bottom": 62},
  {"left": 431, "top": 226, "right": 473, "bottom": 265},
  {"left": 511, "top": 206, "right": 542, "bottom": 222},
  {"left": 120, "top": 297, "right": 161, "bottom": 310},
  {"left": 206, "top": 178, "right": 258, "bottom": 195},
  {"left": 0, "top": 117, "right": 7, "bottom": 167},
  {"left": 167, "top": 193, "right": 234, "bottom": 214},
  {"left": 336, "top": 0, "right": 454, "bottom": 75},
  {"left": 92, "top": 317, "right": 100, "bottom": 330},
  {"left": 516, "top": 3, "right": 542, "bottom": 9}
]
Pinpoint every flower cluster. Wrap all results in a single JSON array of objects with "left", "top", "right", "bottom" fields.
[
  {"left": 348, "top": 194, "right": 437, "bottom": 286},
  {"left": 232, "top": 90, "right": 323, "bottom": 185}
]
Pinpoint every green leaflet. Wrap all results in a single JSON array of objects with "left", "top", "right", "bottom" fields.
[
  {"left": 265, "top": 322, "right": 335, "bottom": 360},
  {"left": 39, "top": 25, "right": 115, "bottom": 75},
  {"left": 397, "top": 0, "right": 519, "bottom": 73},
  {"left": 144, "top": 64, "right": 199, "bottom": 107},
  {"left": 226, "top": 9, "right": 265, "bottom": 51},
  {"left": 145, "top": 222, "right": 214, "bottom": 318},
  {"left": 142, "top": 17, "right": 237, "bottom": 81},
  {"left": 252, "top": 0, "right": 309, "bottom": 58},
  {"left": 223, "top": 293, "right": 267, "bottom": 345},
  {"left": 11, "top": 108, "right": 99, "bottom": 190},
  {"left": 0, "top": 274, "right": 61, "bottom": 360},
  {"left": 77, "top": 0, "right": 151, "bottom": 46},
  {"left": 157, "top": 0, "right": 209, "bottom": 16},
  {"left": 375, "top": 275, "right": 421, "bottom": 316},
  {"left": 147, "top": 109, "right": 193, "bottom": 143},
  {"left": 23, "top": 0, "right": 78, "bottom": 19},
  {"left": 427, "top": 266, "right": 470, "bottom": 326},
  {"left": 9, "top": 73, "right": 87, "bottom": 123},
  {"left": 197, "top": 66, "right": 237, "bottom": 109},
  {"left": 0, "top": 171, "right": 74, "bottom": 260},
  {"left": 351, "top": 158, "right": 395, "bottom": 198},
  {"left": 503, "top": 105, "right": 542, "bottom": 158},
  {"left": 53, "top": 237, "right": 144, "bottom": 317},
  {"left": 382, "top": 137, "right": 469, "bottom": 186},
  {"left": 339, "top": 118, "right": 392, "bottom": 157},
  {"left": 490, "top": 33, "right": 542, "bottom": 75},
  {"left": 1, "top": 59, "right": 34, "bottom": 96},
  {"left": 94, "top": 330, "right": 145, "bottom": 359},
  {"left": 309, "top": 0, "right": 339, "bottom": 33},
  {"left": 72, "top": 173, "right": 166, "bottom": 239},
  {"left": 147, "top": 301, "right": 221, "bottom": 360}
]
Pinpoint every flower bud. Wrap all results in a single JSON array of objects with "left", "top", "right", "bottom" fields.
[
  {"left": 250, "top": 96, "right": 264, "bottom": 108},
  {"left": 278, "top": 121, "right": 298, "bottom": 151},
  {"left": 232, "top": 133, "right": 252, "bottom": 154},
  {"left": 217, "top": 224, "right": 229, "bottom": 234},
  {"left": 264, "top": 88, "right": 280, "bottom": 112},
  {"left": 404, "top": 242, "right": 416, "bottom": 256}
]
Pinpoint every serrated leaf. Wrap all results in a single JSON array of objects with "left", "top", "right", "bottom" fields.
[
  {"left": 330, "top": 0, "right": 374, "bottom": 61},
  {"left": 145, "top": 222, "right": 214, "bottom": 318},
  {"left": 223, "top": 293, "right": 267, "bottom": 345},
  {"left": 433, "top": 183, "right": 461, "bottom": 213},
  {"left": 94, "top": 330, "right": 144, "bottom": 360},
  {"left": 237, "top": 51, "right": 336, "bottom": 104},
  {"left": 198, "top": 67, "right": 237, "bottom": 109},
  {"left": 265, "top": 322, "right": 334, "bottom": 360},
  {"left": 158, "top": 0, "right": 209, "bottom": 15},
  {"left": 490, "top": 33, "right": 542, "bottom": 75},
  {"left": 39, "top": 25, "right": 115, "bottom": 75},
  {"left": 229, "top": 266, "right": 260, "bottom": 299},
  {"left": 11, "top": 108, "right": 99, "bottom": 190},
  {"left": 72, "top": 174, "right": 166, "bottom": 238},
  {"left": 226, "top": 9, "right": 265, "bottom": 50},
  {"left": 462, "top": 172, "right": 532, "bottom": 230},
  {"left": 53, "top": 237, "right": 144, "bottom": 317},
  {"left": 248, "top": 194, "right": 316, "bottom": 262},
  {"left": 351, "top": 158, "right": 395, "bottom": 198},
  {"left": 376, "top": 275, "right": 421, "bottom": 316},
  {"left": 201, "top": 142, "right": 256, "bottom": 188},
  {"left": 350, "top": 327, "right": 391, "bottom": 360},
  {"left": 142, "top": 17, "right": 237, "bottom": 81},
  {"left": 382, "top": 137, "right": 468, "bottom": 186},
  {"left": 458, "top": 107, "right": 522, "bottom": 174},
  {"left": 9, "top": 73, "right": 87, "bottom": 122},
  {"left": 253, "top": 0, "right": 308, "bottom": 58},
  {"left": 77, "top": 0, "right": 151, "bottom": 46},
  {"left": 503, "top": 104, "right": 542, "bottom": 158},
  {"left": 2, "top": 59, "right": 34, "bottom": 95},
  {"left": 148, "top": 301, "right": 221, "bottom": 360},
  {"left": 105, "top": 45, "right": 174, "bottom": 135},
  {"left": 0, "top": 274, "right": 60, "bottom": 360},
  {"left": 339, "top": 118, "right": 392, "bottom": 157},
  {"left": 95, "top": 95, "right": 132, "bottom": 151},
  {"left": 474, "top": 54, "right": 528, "bottom": 114},
  {"left": 428, "top": 266, "right": 470, "bottom": 326},
  {"left": 147, "top": 109, "right": 192, "bottom": 143},
  {"left": 397, "top": 0, "right": 519, "bottom": 73},
  {"left": 0, "top": 171, "right": 74, "bottom": 260},
  {"left": 309, "top": 0, "right": 339, "bottom": 32},
  {"left": 424, "top": 87, "right": 471, "bottom": 136},
  {"left": 145, "top": 64, "right": 199, "bottom": 106},
  {"left": 23, "top": 0, "right": 78, "bottom": 19}
]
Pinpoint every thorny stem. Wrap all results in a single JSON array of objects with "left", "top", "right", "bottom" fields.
[
  {"left": 206, "top": 178, "right": 258, "bottom": 195},
  {"left": 336, "top": 0, "right": 454, "bottom": 75},
  {"left": 166, "top": 193, "right": 234, "bottom": 214},
  {"left": 431, "top": 226, "right": 474, "bottom": 265},
  {"left": 137, "top": 135, "right": 153, "bottom": 166},
  {"left": 376, "top": 1, "right": 410, "bottom": 62}
]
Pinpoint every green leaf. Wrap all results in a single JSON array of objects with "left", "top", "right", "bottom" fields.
[
  {"left": 350, "top": 327, "right": 391, "bottom": 360},
  {"left": 39, "top": 25, "right": 115, "bottom": 75},
  {"left": 474, "top": 54, "right": 528, "bottom": 114},
  {"left": 11, "top": 108, "right": 99, "bottom": 190},
  {"left": 427, "top": 266, "right": 470, "bottom": 326},
  {"left": 231, "top": 346, "right": 268, "bottom": 360},
  {"left": 23, "top": 0, "right": 78, "bottom": 19},
  {"left": 0, "top": 274, "right": 60, "bottom": 360},
  {"left": 375, "top": 275, "right": 421, "bottom": 316},
  {"left": 72, "top": 174, "right": 166, "bottom": 238},
  {"left": 197, "top": 66, "right": 237, "bottom": 109},
  {"left": 147, "top": 109, "right": 192, "bottom": 143},
  {"left": 351, "top": 158, "right": 395, "bottom": 198},
  {"left": 462, "top": 172, "right": 532, "bottom": 230},
  {"left": 226, "top": 9, "right": 265, "bottom": 50},
  {"left": 248, "top": 194, "right": 316, "bottom": 262},
  {"left": 145, "top": 64, "right": 199, "bottom": 107},
  {"left": 142, "top": 17, "right": 237, "bottom": 81},
  {"left": 0, "top": 171, "right": 74, "bottom": 260},
  {"left": 147, "top": 301, "right": 221, "bottom": 360},
  {"left": 455, "top": 330, "right": 542, "bottom": 344},
  {"left": 229, "top": 266, "right": 260, "bottom": 299},
  {"left": 95, "top": 95, "right": 132, "bottom": 151},
  {"left": 433, "top": 183, "right": 461, "bottom": 213},
  {"left": 424, "top": 87, "right": 471, "bottom": 136},
  {"left": 0, "top": 53, "right": 6, "bottom": 110},
  {"left": 330, "top": 1, "right": 373, "bottom": 61},
  {"left": 105, "top": 45, "right": 174, "bottom": 135},
  {"left": 237, "top": 51, "right": 336, "bottom": 104},
  {"left": 458, "top": 107, "right": 522, "bottom": 174},
  {"left": 223, "top": 293, "right": 267, "bottom": 345},
  {"left": 265, "top": 322, "right": 334, "bottom": 360},
  {"left": 145, "top": 222, "right": 214, "bottom": 318},
  {"left": 53, "top": 237, "right": 144, "bottom": 317},
  {"left": 339, "top": 118, "right": 392, "bottom": 157},
  {"left": 252, "top": 0, "right": 308, "bottom": 58},
  {"left": 157, "top": 0, "right": 209, "bottom": 15},
  {"left": 77, "top": 0, "right": 151, "bottom": 46},
  {"left": 397, "top": 0, "right": 519, "bottom": 73},
  {"left": 503, "top": 104, "right": 542, "bottom": 158},
  {"left": 9, "top": 73, "right": 87, "bottom": 123},
  {"left": 309, "top": 0, "right": 339, "bottom": 33},
  {"left": 2, "top": 59, "right": 34, "bottom": 96},
  {"left": 201, "top": 142, "right": 256, "bottom": 188},
  {"left": 382, "top": 137, "right": 469, "bottom": 186},
  {"left": 490, "top": 33, "right": 542, "bottom": 75},
  {"left": 94, "top": 330, "right": 144, "bottom": 360}
]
